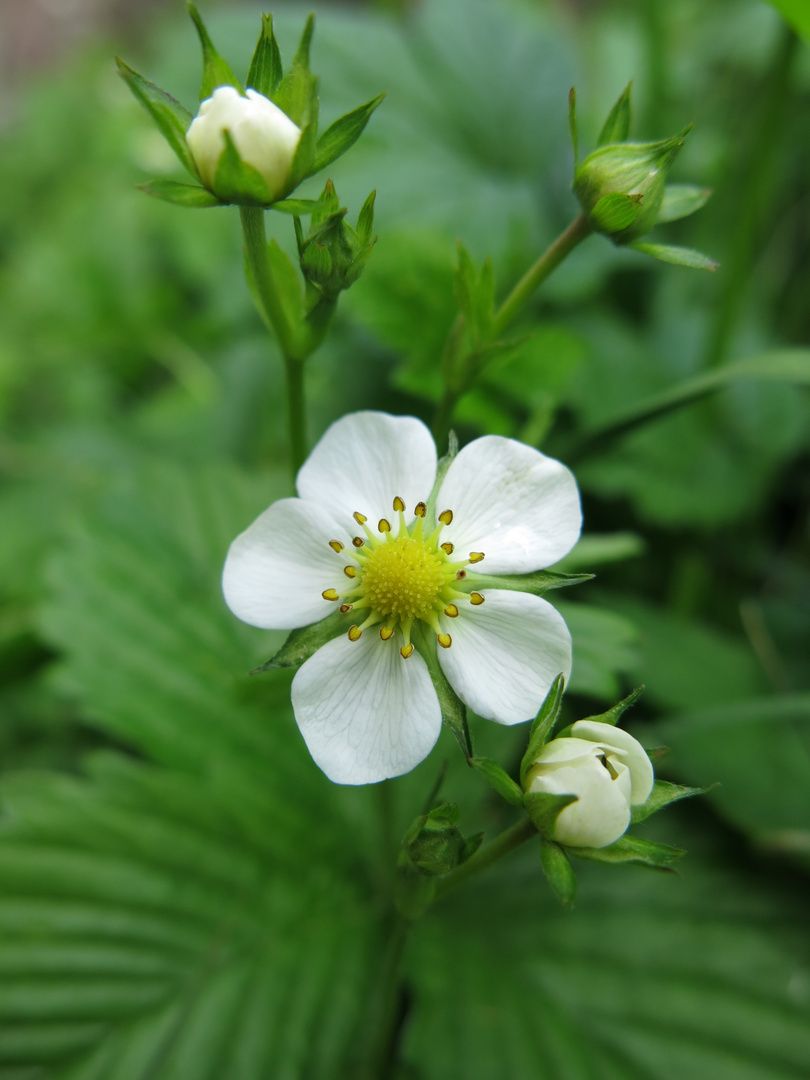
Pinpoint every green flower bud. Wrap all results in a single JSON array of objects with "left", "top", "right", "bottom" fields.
[{"left": 297, "top": 184, "right": 377, "bottom": 298}]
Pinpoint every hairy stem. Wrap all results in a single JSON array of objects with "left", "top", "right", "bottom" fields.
[{"left": 433, "top": 817, "right": 537, "bottom": 902}]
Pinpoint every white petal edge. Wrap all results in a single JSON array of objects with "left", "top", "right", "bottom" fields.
[
  {"left": 222, "top": 498, "right": 350, "bottom": 630},
  {"left": 438, "top": 590, "right": 572, "bottom": 726},
  {"left": 436, "top": 435, "right": 582, "bottom": 573},
  {"left": 572, "top": 720, "right": 654, "bottom": 804},
  {"left": 291, "top": 632, "right": 442, "bottom": 784},
  {"left": 296, "top": 412, "right": 438, "bottom": 530}
]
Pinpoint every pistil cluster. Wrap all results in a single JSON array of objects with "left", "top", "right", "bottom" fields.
[{"left": 321, "top": 497, "right": 485, "bottom": 657}]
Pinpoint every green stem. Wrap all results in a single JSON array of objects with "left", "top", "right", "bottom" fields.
[
  {"left": 283, "top": 354, "right": 307, "bottom": 477},
  {"left": 433, "top": 817, "right": 537, "bottom": 902},
  {"left": 363, "top": 914, "right": 411, "bottom": 1080}
]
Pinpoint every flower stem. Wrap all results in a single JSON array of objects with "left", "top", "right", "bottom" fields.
[
  {"left": 362, "top": 914, "right": 411, "bottom": 1080},
  {"left": 433, "top": 817, "right": 537, "bottom": 902},
  {"left": 283, "top": 354, "right": 307, "bottom": 477}
]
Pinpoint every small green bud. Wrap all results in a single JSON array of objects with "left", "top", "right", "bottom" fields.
[
  {"left": 297, "top": 184, "right": 377, "bottom": 297},
  {"left": 401, "top": 803, "right": 482, "bottom": 877}
]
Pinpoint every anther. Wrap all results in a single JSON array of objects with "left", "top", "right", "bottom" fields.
[
  {"left": 378, "top": 518, "right": 391, "bottom": 533},
  {"left": 329, "top": 540, "right": 344, "bottom": 553},
  {"left": 322, "top": 589, "right": 340, "bottom": 601},
  {"left": 393, "top": 496, "right": 405, "bottom": 512},
  {"left": 438, "top": 509, "right": 453, "bottom": 526},
  {"left": 380, "top": 626, "right": 395, "bottom": 641},
  {"left": 348, "top": 625, "right": 362, "bottom": 642},
  {"left": 344, "top": 565, "right": 356, "bottom": 578},
  {"left": 470, "top": 592, "right": 485, "bottom": 605},
  {"left": 468, "top": 552, "right": 485, "bottom": 563},
  {"left": 353, "top": 511, "right": 367, "bottom": 525},
  {"left": 441, "top": 542, "right": 454, "bottom": 555},
  {"left": 437, "top": 633, "right": 452, "bottom": 649},
  {"left": 456, "top": 569, "right": 467, "bottom": 580},
  {"left": 414, "top": 502, "right": 426, "bottom": 518},
  {"left": 444, "top": 604, "right": 459, "bottom": 618},
  {"left": 352, "top": 537, "right": 364, "bottom": 547},
  {"left": 400, "top": 643, "right": 414, "bottom": 659},
  {"left": 340, "top": 603, "right": 353, "bottom": 614}
]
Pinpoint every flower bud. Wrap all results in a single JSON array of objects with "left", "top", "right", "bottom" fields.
[
  {"left": 186, "top": 86, "right": 301, "bottom": 204},
  {"left": 524, "top": 721, "right": 654, "bottom": 848}
]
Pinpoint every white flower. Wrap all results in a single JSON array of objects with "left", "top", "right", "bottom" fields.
[
  {"left": 223, "top": 412, "right": 582, "bottom": 785},
  {"left": 186, "top": 86, "right": 301, "bottom": 202},
  {"left": 525, "top": 720, "right": 654, "bottom": 848}
]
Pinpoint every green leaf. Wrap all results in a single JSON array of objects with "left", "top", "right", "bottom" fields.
[
  {"left": 630, "top": 241, "right": 719, "bottom": 271},
  {"left": 115, "top": 58, "right": 197, "bottom": 179},
  {"left": 581, "top": 685, "right": 645, "bottom": 727},
  {"left": 554, "top": 602, "right": 639, "bottom": 700},
  {"left": 763, "top": 0, "right": 810, "bottom": 39},
  {"left": 567, "top": 834, "right": 685, "bottom": 869},
  {"left": 246, "top": 13, "right": 283, "bottom": 99},
  {"left": 539, "top": 837, "right": 577, "bottom": 907},
  {"left": 556, "top": 531, "right": 645, "bottom": 570},
  {"left": 138, "top": 180, "right": 223, "bottom": 208},
  {"left": 266, "top": 239, "right": 306, "bottom": 329},
  {"left": 187, "top": 2, "right": 241, "bottom": 99},
  {"left": 590, "top": 192, "right": 642, "bottom": 233},
  {"left": 462, "top": 569, "right": 593, "bottom": 597},
  {"left": 657, "top": 184, "right": 712, "bottom": 223},
  {"left": 631, "top": 779, "right": 709, "bottom": 824},
  {"left": 520, "top": 673, "right": 566, "bottom": 786},
  {"left": 597, "top": 81, "right": 632, "bottom": 146},
  {"left": 452, "top": 243, "right": 495, "bottom": 348},
  {"left": 313, "top": 94, "right": 386, "bottom": 173},
  {"left": 471, "top": 758, "right": 524, "bottom": 807},
  {"left": 523, "top": 790, "right": 578, "bottom": 837},
  {"left": 251, "top": 612, "right": 346, "bottom": 673}
]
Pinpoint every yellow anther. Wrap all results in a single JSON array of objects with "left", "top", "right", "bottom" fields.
[
  {"left": 444, "top": 604, "right": 459, "bottom": 618},
  {"left": 414, "top": 502, "right": 426, "bottom": 518},
  {"left": 470, "top": 592, "right": 485, "bottom": 605},
  {"left": 380, "top": 626, "right": 395, "bottom": 641},
  {"left": 348, "top": 625, "right": 362, "bottom": 642},
  {"left": 340, "top": 603, "right": 353, "bottom": 614},
  {"left": 441, "top": 542, "right": 454, "bottom": 555},
  {"left": 322, "top": 589, "right": 340, "bottom": 601},
  {"left": 468, "top": 552, "right": 485, "bottom": 564},
  {"left": 352, "top": 537, "right": 364, "bottom": 548},
  {"left": 353, "top": 511, "right": 367, "bottom": 525},
  {"left": 456, "top": 569, "right": 467, "bottom": 580},
  {"left": 400, "top": 643, "right": 414, "bottom": 659},
  {"left": 378, "top": 518, "right": 391, "bottom": 533},
  {"left": 329, "top": 540, "right": 344, "bottom": 553},
  {"left": 344, "top": 565, "right": 357, "bottom": 578},
  {"left": 393, "top": 496, "right": 405, "bottom": 512},
  {"left": 437, "top": 633, "right": 452, "bottom": 649},
  {"left": 438, "top": 509, "right": 453, "bottom": 526}
]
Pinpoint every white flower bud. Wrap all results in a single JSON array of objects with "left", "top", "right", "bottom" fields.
[
  {"left": 524, "top": 721, "right": 654, "bottom": 848},
  {"left": 186, "top": 86, "right": 301, "bottom": 203}
]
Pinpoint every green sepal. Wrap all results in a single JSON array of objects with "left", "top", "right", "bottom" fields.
[
  {"left": 287, "top": 115, "right": 319, "bottom": 191},
  {"left": 271, "top": 198, "right": 326, "bottom": 216},
  {"left": 630, "top": 241, "right": 719, "bottom": 272},
  {"left": 657, "top": 184, "right": 712, "bottom": 224},
  {"left": 295, "top": 182, "right": 376, "bottom": 299},
  {"left": 273, "top": 15, "right": 318, "bottom": 128},
  {"left": 523, "top": 790, "right": 578, "bottom": 837},
  {"left": 459, "top": 569, "right": 593, "bottom": 597},
  {"left": 539, "top": 837, "right": 578, "bottom": 907},
  {"left": 580, "top": 684, "right": 644, "bottom": 727},
  {"left": 631, "top": 779, "right": 712, "bottom": 823},
  {"left": 213, "top": 131, "right": 274, "bottom": 206},
  {"left": 590, "top": 192, "right": 642, "bottom": 234},
  {"left": 425, "top": 430, "right": 459, "bottom": 527},
  {"left": 597, "top": 81, "right": 632, "bottom": 146},
  {"left": 471, "top": 758, "right": 524, "bottom": 807},
  {"left": 114, "top": 58, "right": 197, "bottom": 179},
  {"left": 313, "top": 93, "right": 386, "bottom": 173},
  {"left": 187, "top": 2, "right": 242, "bottom": 100},
  {"left": 250, "top": 611, "right": 346, "bottom": 673},
  {"left": 266, "top": 240, "right": 306, "bottom": 330},
  {"left": 568, "top": 86, "right": 579, "bottom": 169},
  {"left": 401, "top": 802, "right": 483, "bottom": 877},
  {"left": 138, "top": 180, "right": 223, "bottom": 208},
  {"left": 356, "top": 189, "right": 376, "bottom": 246},
  {"left": 413, "top": 623, "right": 473, "bottom": 762},
  {"left": 453, "top": 243, "right": 495, "bottom": 349},
  {"left": 246, "top": 13, "right": 283, "bottom": 99},
  {"left": 520, "top": 673, "right": 566, "bottom": 787},
  {"left": 567, "top": 834, "right": 685, "bottom": 869}
]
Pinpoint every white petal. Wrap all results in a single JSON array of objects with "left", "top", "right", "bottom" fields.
[
  {"left": 528, "top": 748, "right": 631, "bottom": 848},
  {"left": 437, "top": 436, "right": 581, "bottom": 572},
  {"left": 438, "top": 590, "right": 572, "bottom": 725},
  {"left": 572, "top": 720, "right": 654, "bottom": 805},
  {"left": 222, "top": 498, "right": 350, "bottom": 630},
  {"left": 296, "top": 412, "right": 437, "bottom": 529},
  {"left": 291, "top": 632, "right": 442, "bottom": 784}
]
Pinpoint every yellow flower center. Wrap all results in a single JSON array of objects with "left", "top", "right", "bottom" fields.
[{"left": 361, "top": 537, "right": 445, "bottom": 620}]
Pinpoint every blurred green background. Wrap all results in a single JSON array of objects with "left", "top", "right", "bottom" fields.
[{"left": 0, "top": 0, "right": 809, "bottom": 1076}]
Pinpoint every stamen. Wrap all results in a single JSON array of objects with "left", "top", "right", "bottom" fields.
[
  {"left": 437, "top": 633, "right": 452, "bottom": 649},
  {"left": 340, "top": 603, "right": 353, "bottom": 614},
  {"left": 456, "top": 569, "right": 467, "bottom": 580},
  {"left": 344, "top": 565, "right": 357, "bottom": 578},
  {"left": 322, "top": 589, "right": 340, "bottom": 601},
  {"left": 348, "top": 625, "right": 362, "bottom": 642},
  {"left": 444, "top": 604, "right": 459, "bottom": 618},
  {"left": 393, "top": 496, "right": 405, "bottom": 512},
  {"left": 352, "top": 537, "right": 364, "bottom": 548},
  {"left": 378, "top": 518, "right": 391, "bottom": 533},
  {"left": 470, "top": 592, "right": 485, "bottom": 605},
  {"left": 353, "top": 511, "right": 367, "bottom": 525},
  {"left": 438, "top": 509, "right": 453, "bottom": 526},
  {"left": 329, "top": 540, "right": 344, "bottom": 553},
  {"left": 441, "top": 542, "right": 454, "bottom": 555},
  {"left": 414, "top": 502, "right": 426, "bottom": 518},
  {"left": 400, "top": 643, "right": 414, "bottom": 659},
  {"left": 469, "top": 552, "right": 485, "bottom": 563},
  {"left": 380, "top": 626, "right": 395, "bottom": 641}
]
